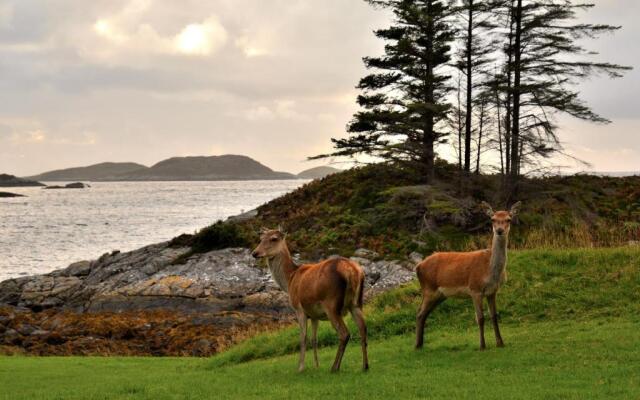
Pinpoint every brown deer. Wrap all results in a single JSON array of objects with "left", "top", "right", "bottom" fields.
[
  {"left": 252, "top": 228, "right": 368, "bottom": 372},
  {"left": 415, "top": 201, "right": 521, "bottom": 350}
]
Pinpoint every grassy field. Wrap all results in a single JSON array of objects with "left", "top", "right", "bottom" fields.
[{"left": 1, "top": 247, "right": 639, "bottom": 399}]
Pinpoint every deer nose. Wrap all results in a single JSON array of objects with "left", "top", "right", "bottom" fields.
[
  {"left": 496, "top": 228, "right": 505, "bottom": 235},
  {"left": 251, "top": 250, "right": 260, "bottom": 258}
]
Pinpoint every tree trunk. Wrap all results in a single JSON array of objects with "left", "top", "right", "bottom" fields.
[
  {"left": 464, "top": 0, "right": 473, "bottom": 173},
  {"left": 496, "top": 82, "right": 504, "bottom": 175},
  {"left": 476, "top": 98, "right": 486, "bottom": 174},
  {"left": 457, "top": 76, "right": 463, "bottom": 170},
  {"left": 509, "top": 0, "right": 523, "bottom": 189}
]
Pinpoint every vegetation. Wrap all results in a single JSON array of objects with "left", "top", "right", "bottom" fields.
[
  {"left": 176, "top": 164, "right": 639, "bottom": 261},
  {"left": 2, "top": 247, "right": 639, "bottom": 399},
  {"left": 169, "top": 221, "right": 250, "bottom": 264}
]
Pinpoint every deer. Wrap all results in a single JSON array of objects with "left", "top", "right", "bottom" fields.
[
  {"left": 415, "top": 201, "right": 521, "bottom": 351},
  {"left": 252, "top": 228, "right": 368, "bottom": 373}
]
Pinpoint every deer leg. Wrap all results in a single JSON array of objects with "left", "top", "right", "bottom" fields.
[
  {"left": 311, "top": 319, "right": 319, "bottom": 368},
  {"left": 487, "top": 293, "right": 504, "bottom": 347},
  {"left": 472, "top": 294, "right": 486, "bottom": 350},
  {"left": 350, "top": 307, "right": 369, "bottom": 371},
  {"left": 297, "top": 311, "right": 308, "bottom": 372},
  {"left": 326, "top": 311, "right": 350, "bottom": 373},
  {"left": 416, "top": 291, "right": 444, "bottom": 349}
]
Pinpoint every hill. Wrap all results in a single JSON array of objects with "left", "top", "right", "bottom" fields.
[
  {"left": 176, "top": 162, "right": 640, "bottom": 262},
  {"left": 0, "top": 174, "right": 44, "bottom": 187},
  {"left": 297, "top": 166, "right": 342, "bottom": 179},
  {"left": 2, "top": 247, "right": 639, "bottom": 399},
  {"left": 28, "top": 162, "right": 147, "bottom": 181},
  {"left": 26, "top": 155, "right": 297, "bottom": 181},
  {"left": 124, "top": 155, "right": 295, "bottom": 181}
]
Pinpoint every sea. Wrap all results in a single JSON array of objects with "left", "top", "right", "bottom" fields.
[{"left": 0, "top": 180, "right": 308, "bottom": 282}]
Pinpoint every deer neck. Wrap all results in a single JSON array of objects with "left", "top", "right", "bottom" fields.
[
  {"left": 266, "top": 243, "right": 297, "bottom": 293},
  {"left": 488, "top": 233, "right": 508, "bottom": 285}
]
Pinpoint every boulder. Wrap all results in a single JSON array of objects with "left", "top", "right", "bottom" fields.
[{"left": 354, "top": 248, "right": 380, "bottom": 260}]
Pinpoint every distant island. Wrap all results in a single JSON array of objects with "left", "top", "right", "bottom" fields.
[
  {"left": 296, "top": 166, "right": 342, "bottom": 179},
  {"left": 24, "top": 155, "right": 326, "bottom": 182},
  {"left": 0, "top": 174, "right": 44, "bottom": 187}
]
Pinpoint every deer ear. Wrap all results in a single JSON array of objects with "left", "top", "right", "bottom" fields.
[
  {"left": 480, "top": 201, "right": 494, "bottom": 217},
  {"left": 510, "top": 201, "right": 522, "bottom": 216}
]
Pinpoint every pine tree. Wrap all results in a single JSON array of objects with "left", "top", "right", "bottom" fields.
[
  {"left": 312, "top": 0, "right": 456, "bottom": 182},
  {"left": 500, "top": 0, "right": 631, "bottom": 187}
]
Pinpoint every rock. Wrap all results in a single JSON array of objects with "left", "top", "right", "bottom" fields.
[
  {"left": 226, "top": 208, "right": 258, "bottom": 223},
  {"left": 409, "top": 251, "right": 424, "bottom": 265},
  {"left": 191, "top": 339, "right": 211, "bottom": 356},
  {"left": 16, "top": 324, "right": 36, "bottom": 336},
  {"left": 62, "top": 261, "right": 91, "bottom": 277},
  {"left": 3, "top": 329, "right": 20, "bottom": 345},
  {"left": 354, "top": 248, "right": 380, "bottom": 260},
  {"left": 20, "top": 276, "right": 82, "bottom": 309},
  {"left": 43, "top": 182, "right": 89, "bottom": 190},
  {"left": 0, "top": 192, "right": 26, "bottom": 198},
  {"left": 359, "top": 260, "right": 415, "bottom": 299}
]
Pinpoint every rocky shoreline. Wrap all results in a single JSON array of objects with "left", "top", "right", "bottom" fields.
[{"left": 0, "top": 240, "right": 416, "bottom": 356}]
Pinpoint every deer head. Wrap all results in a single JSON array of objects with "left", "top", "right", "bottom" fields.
[
  {"left": 481, "top": 201, "right": 521, "bottom": 237},
  {"left": 252, "top": 228, "right": 287, "bottom": 259}
]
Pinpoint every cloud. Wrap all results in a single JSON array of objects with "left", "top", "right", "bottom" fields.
[
  {"left": 0, "top": 0, "right": 635, "bottom": 176},
  {"left": 90, "top": 2, "right": 228, "bottom": 60}
]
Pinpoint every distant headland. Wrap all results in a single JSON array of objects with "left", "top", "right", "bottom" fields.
[{"left": 22, "top": 155, "right": 341, "bottom": 182}]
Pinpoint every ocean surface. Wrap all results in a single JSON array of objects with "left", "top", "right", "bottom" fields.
[{"left": 0, "top": 180, "right": 307, "bottom": 282}]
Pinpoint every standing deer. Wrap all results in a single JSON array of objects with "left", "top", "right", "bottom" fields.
[
  {"left": 415, "top": 201, "right": 521, "bottom": 350},
  {"left": 252, "top": 228, "right": 368, "bottom": 372}
]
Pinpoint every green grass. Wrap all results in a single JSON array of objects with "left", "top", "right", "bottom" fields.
[
  {"left": 1, "top": 318, "right": 638, "bottom": 399},
  {"left": 1, "top": 247, "right": 639, "bottom": 399},
  {"left": 211, "top": 246, "right": 640, "bottom": 366}
]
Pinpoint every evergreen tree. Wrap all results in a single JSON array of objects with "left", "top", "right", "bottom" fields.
[
  {"left": 312, "top": 0, "right": 456, "bottom": 182},
  {"left": 501, "top": 0, "right": 631, "bottom": 186}
]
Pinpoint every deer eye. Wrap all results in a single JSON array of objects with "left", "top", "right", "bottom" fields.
[{"left": 270, "top": 237, "right": 279, "bottom": 242}]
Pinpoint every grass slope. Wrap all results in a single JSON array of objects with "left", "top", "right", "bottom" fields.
[
  {"left": 177, "top": 163, "right": 640, "bottom": 261},
  {"left": 1, "top": 247, "right": 638, "bottom": 399},
  {"left": 1, "top": 319, "right": 638, "bottom": 399}
]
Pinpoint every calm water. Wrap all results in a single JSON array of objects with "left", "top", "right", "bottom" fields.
[{"left": 0, "top": 180, "right": 307, "bottom": 281}]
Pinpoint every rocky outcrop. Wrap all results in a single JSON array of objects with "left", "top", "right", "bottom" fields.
[
  {"left": 43, "top": 182, "right": 90, "bottom": 189},
  {"left": 0, "top": 242, "right": 416, "bottom": 355},
  {"left": 0, "top": 192, "right": 26, "bottom": 198}
]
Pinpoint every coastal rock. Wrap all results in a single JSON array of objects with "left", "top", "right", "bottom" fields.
[
  {"left": 0, "top": 192, "right": 26, "bottom": 198},
  {"left": 356, "top": 258, "right": 415, "bottom": 299},
  {"left": 44, "top": 182, "right": 90, "bottom": 190},
  {"left": 62, "top": 261, "right": 92, "bottom": 277},
  {"left": 0, "top": 239, "right": 418, "bottom": 356},
  {"left": 226, "top": 209, "right": 258, "bottom": 222}
]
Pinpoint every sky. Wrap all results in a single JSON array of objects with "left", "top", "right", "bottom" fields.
[{"left": 0, "top": 0, "right": 637, "bottom": 176}]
